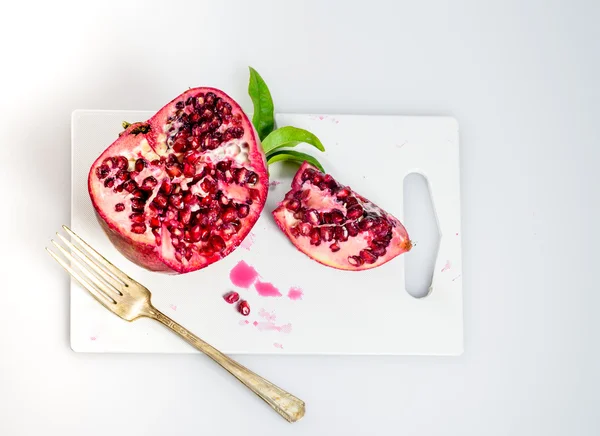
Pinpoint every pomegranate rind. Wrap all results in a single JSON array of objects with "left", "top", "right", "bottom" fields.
[
  {"left": 88, "top": 87, "right": 268, "bottom": 274},
  {"left": 272, "top": 162, "right": 411, "bottom": 271}
]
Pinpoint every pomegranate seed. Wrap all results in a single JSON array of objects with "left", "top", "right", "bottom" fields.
[
  {"left": 290, "top": 226, "right": 301, "bottom": 238},
  {"left": 169, "top": 193, "right": 183, "bottom": 208},
  {"left": 330, "top": 209, "right": 345, "bottom": 224},
  {"left": 234, "top": 167, "right": 249, "bottom": 185},
  {"left": 345, "top": 222, "right": 359, "bottom": 237},
  {"left": 345, "top": 197, "right": 358, "bottom": 207},
  {"left": 96, "top": 165, "right": 110, "bottom": 179},
  {"left": 135, "top": 158, "right": 147, "bottom": 172},
  {"left": 223, "top": 291, "right": 240, "bottom": 304},
  {"left": 309, "top": 228, "right": 321, "bottom": 245},
  {"left": 155, "top": 180, "right": 170, "bottom": 197},
  {"left": 115, "top": 156, "right": 129, "bottom": 170},
  {"left": 122, "top": 180, "right": 137, "bottom": 193},
  {"left": 236, "top": 204, "right": 250, "bottom": 218},
  {"left": 140, "top": 176, "right": 158, "bottom": 191},
  {"left": 152, "top": 228, "right": 162, "bottom": 246},
  {"left": 114, "top": 170, "right": 129, "bottom": 182},
  {"left": 149, "top": 216, "right": 161, "bottom": 228},
  {"left": 222, "top": 208, "right": 237, "bottom": 223},
  {"left": 200, "top": 178, "right": 217, "bottom": 194},
  {"left": 183, "top": 162, "right": 196, "bottom": 178},
  {"left": 170, "top": 227, "right": 184, "bottom": 238},
  {"left": 247, "top": 172, "right": 258, "bottom": 185},
  {"left": 216, "top": 161, "right": 231, "bottom": 172},
  {"left": 238, "top": 300, "right": 250, "bottom": 316},
  {"left": 131, "top": 189, "right": 147, "bottom": 199},
  {"left": 322, "top": 212, "right": 332, "bottom": 224},
  {"left": 298, "top": 222, "right": 312, "bottom": 236},
  {"left": 301, "top": 169, "right": 316, "bottom": 181},
  {"left": 184, "top": 247, "right": 194, "bottom": 261},
  {"left": 348, "top": 255, "right": 364, "bottom": 267},
  {"left": 209, "top": 235, "right": 226, "bottom": 251},
  {"left": 114, "top": 184, "right": 124, "bottom": 193},
  {"left": 312, "top": 173, "right": 324, "bottom": 185},
  {"left": 131, "top": 223, "right": 147, "bottom": 234},
  {"left": 104, "top": 177, "right": 115, "bottom": 188},
  {"left": 200, "top": 228, "right": 211, "bottom": 242},
  {"left": 347, "top": 205, "right": 364, "bottom": 220},
  {"left": 166, "top": 162, "right": 183, "bottom": 177},
  {"left": 188, "top": 225, "right": 202, "bottom": 242},
  {"left": 320, "top": 227, "right": 333, "bottom": 242},
  {"left": 329, "top": 242, "right": 340, "bottom": 252},
  {"left": 370, "top": 244, "right": 387, "bottom": 256},
  {"left": 174, "top": 251, "right": 183, "bottom": 262},
  {"left": 130, "top": 213, "right": 145, "bottom": 223},
  {"left": 359, "top": 249, "right": 378, "bottom": 264},
  {"left": 294, "top": 210, "right": 305, "bottom": 221},
  {"left": 232, "top": 114, "right": 242, "bottom": 125},
  {"left": 115, "top": 203, "right": 125, "bottom": 212},
  {"left": 286, "top": 199, "right": 300, "bottom": 211},
  {"left": 336, "top": 187, "right": 351, "bottom": 200},
  {"left": 334, "top": 225, "right": 349, "bottom": 242},
  {"left": 131, "top": 198, "right": 146, "bottom": 210},
  {"left": 153, "top": 193, "right": 168, "bottom": 208},
  {"left": 358, "top": 217, "right": 376, "bottom": 231},
  {"left": 103, "top": 157, "right": 116, "bottom": 169},
  {"left": 179, "top": 208, "right": 191, "bottom": 225},
  {"left": 306, "top": 210, "right": 320, "bottom": 225},
  {"left": 175, "top": 101, "right": 184, "bottom": 109}
]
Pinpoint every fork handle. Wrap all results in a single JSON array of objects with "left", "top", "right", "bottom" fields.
[{"left": 148, "top": 308, "right": 305, "bottom": 423}]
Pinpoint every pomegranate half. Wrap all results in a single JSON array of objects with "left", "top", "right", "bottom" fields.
[
  {"left": 88, "top": 88, "right": 268, "bottom": 274},
  {"left": 273, "top": 162, "right": 411, "bottom": 271}
]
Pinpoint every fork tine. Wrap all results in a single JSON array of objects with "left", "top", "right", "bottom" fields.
[
  {"left": 56, "top": 233, "right": 123, "bottom": 293},
  {"left": 50, "top": 240, "right": 118, "bottom": 304},
  {"left": 62, "top": 225, "right": 131, "bottom": 283},
  {"left": 46, "top": 247, "right": 116, "bottom": 308}
]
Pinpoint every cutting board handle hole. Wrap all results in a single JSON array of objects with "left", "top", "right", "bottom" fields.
[{"left": 403, "top": 172, "right": 440, "bottom": 298}]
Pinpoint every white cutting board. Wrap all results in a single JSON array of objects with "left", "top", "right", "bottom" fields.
[{"left": 71, "top": 110, "right": 463, "bottom": 355}]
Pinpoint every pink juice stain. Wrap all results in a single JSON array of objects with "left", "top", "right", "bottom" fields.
[
  {"left": 254, "top": 280, "right": 282, "bottom": 297},
  {"left": 441, "top": 261, "right": 451, "bottom": 273},
  {"left": 273, "top": 343, "right": 284, "bottom": 349},
  {"left": 287, "top": 287, "right": 303, "bottom": 301},
  {"left": 230, "top": 261, "right": 258, "bottom": 288}
]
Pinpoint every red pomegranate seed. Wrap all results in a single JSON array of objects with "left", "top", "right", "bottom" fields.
[
  {"left": 122, "top": 180, "right": 137, "bottom": 193},
  {"left": 152, "top": 228, "right": 162, "bottom": 246},
  {"left": 131, "top": 223, "right": 146, "bottom": 234},
  {"left": 183, "top": 162, "right": 195, "bottom": 178},
  {"left": 103, "top": 157, "right": 116, "bottom": 169},
  {"left": 115, "top": 203, "right": 125, "bottom": 212},
  {"left": 370, "top": 244, "right": 387, "bottom": 256},
  {"left": 222, "top": 208, "right": 237, "bottom": 223},
  {"left": 149, "top": 216, "right": 161, "bottom": 228},
  {"left": 153, "top": 193, "right": 168, "bottom": 208},
  {"left": 96, "top": 165, "right": 110, "bottom": 179},
  {"left": 104, "top": 177, "right": 115, "bottom": 188},
  {"left": 131, "top": 198, "right": 146, "bottom": 210},
  {"left": 336, "top": 187, "right": 351, "bottom": 200},
  {"left": 160, "top": 179, "right": 172, "bottom": 194},
  {"left": 286, "top": 199, "right": 300, "bottom": 211},
  {"left": 320, "top": 227, "right": 333, "bottom": 242},
  {"left": 140, "top": 176, "right": 158, "bottom": 191},
  {"left": 247, "top": 172, "right": 258, "bottom": 185},
  {"left": 345, "top": 222, "right": 359, "bottom": 237},
  {"left": 179, "top": 208, "right": 191, "bottom": 225},
  {"left": 329, "top": 242, "right": 340, "bottom": 252},
  {"left": 330, "top": 209, "right": 345, "bottom": 224},
  {"left": 135, "top": 158, "right": 147, "bottom": 172},
  {"left": 306, "top": 210, "right": 320, "bottom": 225},
  {"left": 345, "top": 197, "right": 358, "bottom": 207},
  {"left": 234, "top": 167, "right": 249, "bottom": 185},
  {"left": 238, "top": 300, "right": 250, "bottom": 316},
  {"left": 188, "top": 225, "right": 202, "bottom": 242},
  {"left": 298, "top": 222, "right": 312, "bottom": 236},
  {"left": 115, "top": 156, "right": 129, "bottom": 170},
  {"left": 169, "top": 193, "right": 183, "bottom": 208},
  {"left": 358, "top": 217, "right": 376, "bottom": 231},
  {"left": 348, "top": 255, "right": 364, "bottom": 267},
  {"left": 290, "top": 226, "right": 301, "bottom": 238},
  {"left": 130, "top": 213, "right": 145, "bottom": 223},
  {"left": 347, "top": 205, "right": 364, "bottom": 220},
  {"left": 309, "top": 228, "right": 321, "bottom": 245},
  {"left": 200, "top": 228, "right": 211, "bottom": 242},
  {"left": 223, "top": 291, "right": 240, "bottom": 304},
  {"left": 216, "top": 161, "right": 231, "bottom": 172},
  {"left": 359, "top": 249, "right": 378, "bottom": 264},
  {"left": 302, "top": 169, "right": 316, "bottom": 181},
  {"left": 209, "top": 235, "right": 226, "bottom": 251},
  {"left": 334, "top": 225, "right": 349, "bottom": 242},
  {"left": 166, "top": 162, "right": 183, "bottom": 177}
]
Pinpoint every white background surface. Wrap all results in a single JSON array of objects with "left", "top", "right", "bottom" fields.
[{"left": 1, "top": 0, "right": 598, "bottom": 435}]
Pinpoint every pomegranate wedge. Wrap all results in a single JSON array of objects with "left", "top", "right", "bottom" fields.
[{"left": 273, "top": 162, "right": 411, "bottom": 271}]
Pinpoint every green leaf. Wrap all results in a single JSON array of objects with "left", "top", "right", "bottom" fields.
[
  {"left": 266, "top": 150, "right": 325, "bottom": 172},
  {"left": 248, "top": 67, "right": 275, "bottom": 140},
  {"left": 262, "top": 126, "right": 325, "bottom": 155}
]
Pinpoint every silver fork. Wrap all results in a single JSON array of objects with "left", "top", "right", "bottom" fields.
[{"left": 46, "top": 225, "right": 305, "bottom": 423}]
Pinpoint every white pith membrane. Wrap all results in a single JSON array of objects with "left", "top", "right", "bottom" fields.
[
  {"left": 90, "top": 90, "right": 266, "bottom": 269},
  {"left": 273, "top": 163, "right": 410, "bottom": 271}
]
